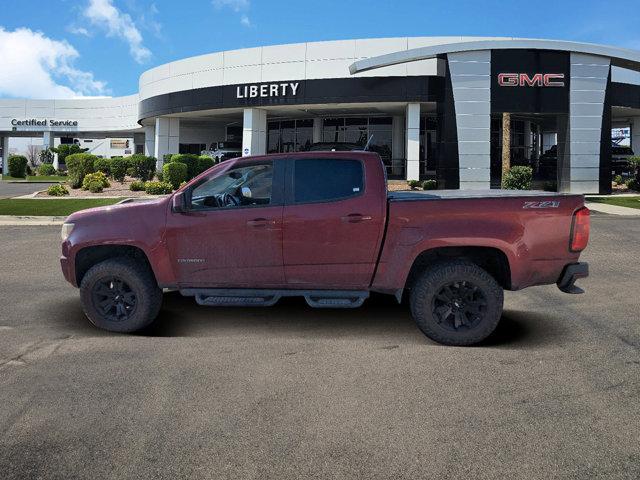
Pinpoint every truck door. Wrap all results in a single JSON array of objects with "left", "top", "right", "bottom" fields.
[
  {"left": 282, "top": 157, "right": 385, "bottom": 289},
  {"left": 164, "top": 159, "right": 285, "bottom": 288}
]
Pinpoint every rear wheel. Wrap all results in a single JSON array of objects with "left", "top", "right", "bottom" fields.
[
  {"left": 80, "top": 257, "right": 162, "bottom": 333},
  {"left": 410, "top": 260, "right": 503, "bottom": 346}
]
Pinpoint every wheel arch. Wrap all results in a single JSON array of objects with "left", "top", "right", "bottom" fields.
[
  {"left": 75, "top": 244, "right": 156, "bottom": 287},
  {"left": 404, "top": 246, "right": 512, "bottom": 292}
]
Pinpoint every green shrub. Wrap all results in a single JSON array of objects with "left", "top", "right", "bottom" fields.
[
  {"left": 126, "top": 167, "right": 136, "bottom": 177},
  {"left": 110, "top": 156, "right": 128, "bottom": 183},
  {"left": 163, "top": 161, "right": 188, "bottom": 189},
  {"left": 144, "top": 181, "right": 173, "bottom": 195},
  {"left": 56, "top": 169, "right": 68, "bottom": 176},
  {"left": 47, "top": 184, "right": 69, "bottom": 196},
  {"left": 93, "top": 158, "right": 111, "bottom": 176},
  {"left": 130, "top": 180, "right": 146, "bottom": 191},
  {"left": 156, "top": 170, "right": 164, "bottom": 182},
  {"left": 625, "top": 178, "right": 639, "bottom": 191},
  {"left": 66, "top": 153, "right": 96, "bottom": 188},
  {"left": 82, "top": 171, "right": 110, "bottom": 191},
  {"left": 422, "top": 179, "right": 437, "bottom": 190},
  {"left": 128, "top": 154, "right": 157, "bottom": 181},
  {"left": 53, "top": 144, "right": 88, "bottom": 165},
  {"left": 407, "top": 179, "right": 421, "bottom": 190},
  {"left": 613, "top": 174, "right": 623, "bottom": 185},
  {"left": 170, "top": 154, "right": 199, "bottom": 180},
  {"left": 197, "top": 155, "right": 214, "bottom": 175},
  {"left": 38, "top": 163, "right": 56, "bottom": 176},
  {"left": 502, "top": 166, "right": 533, "bottom": 190},
  {"left": 26, "top": 165, "right": 34, "bottom": 176},
  {"left": 7, "top": 155, "right": 28, "bottom": 178},
  {"left": 84, "top": 179, "right": 105, "bottom": 193},
  {"left": 163, "top": 153, "right": 173, "bottom": 164}
]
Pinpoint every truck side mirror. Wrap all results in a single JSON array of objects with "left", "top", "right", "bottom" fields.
[{"left": 172, "top": 191, "right": 188, "bottom": 213}]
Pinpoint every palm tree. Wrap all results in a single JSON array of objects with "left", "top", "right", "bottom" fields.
[{"left": 501, "top": 112, "right": 511, "bottom": 186}]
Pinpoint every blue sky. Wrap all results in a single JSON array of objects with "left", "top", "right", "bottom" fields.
[{"left": 1, "top": 0, "right": 639, "bottom": 98}]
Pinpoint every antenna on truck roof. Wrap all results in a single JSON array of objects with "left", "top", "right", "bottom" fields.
[{"left": 363, "top": 134, "right": 374, "bottom": 151}]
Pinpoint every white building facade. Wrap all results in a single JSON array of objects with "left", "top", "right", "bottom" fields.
[{"left": 2, "top": 36, "right": 640, "bottom": 194}]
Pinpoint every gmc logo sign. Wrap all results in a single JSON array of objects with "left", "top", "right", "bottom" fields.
[{"left": 498, "top": 73, "right": 565, "bottom": 87}]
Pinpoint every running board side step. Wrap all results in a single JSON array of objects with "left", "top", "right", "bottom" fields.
[{"left": 180, "top": 289, "right": 369, "bottom": 309}]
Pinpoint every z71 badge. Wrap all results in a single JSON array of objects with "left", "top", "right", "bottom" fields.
[{"left": 523, "top": 201, "right": 560, "bottom": 209}]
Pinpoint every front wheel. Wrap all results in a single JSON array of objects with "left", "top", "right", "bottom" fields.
[
  {"left": 80, "top": 257, "right": 163, "bottom": 333},
  {"left": 410, "top": 261, "right": 503, "bottom": 346}
]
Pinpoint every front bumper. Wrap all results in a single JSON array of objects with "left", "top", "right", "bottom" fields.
[{"left": 557, "top": 262, "right": 589, "bottom": 294}]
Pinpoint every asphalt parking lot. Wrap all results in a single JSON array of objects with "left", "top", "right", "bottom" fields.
[
  {"left": 0, "top": 180, "right": 54, "bottom": 199},
  {"left": 1, "top": 214, "right": 639, "bottom": 479}
]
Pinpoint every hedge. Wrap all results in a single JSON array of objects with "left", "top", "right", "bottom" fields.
[
  {"left": 163, "top": 161, "right": 188, "bottom": 189},
  {"left": 7, "top": 155, "right": 28, "bottom": 178},
  {"left": 38, "top": 163, "right": 56, "bottom": 176},
  {"left": 197, "top": 155, "right": 214, "bottom": 175},
  {"left": 93, "top": 158, "right": 111, "bottom": 176},
  {"left": 110, "top": 157, "right": 128, "bottom": 183},
  {"left": 502, "top": 166, "right": 533, "bottom": 190},
  {"left": 144, "top": 181, "right": 173, "bottom": 195},
  {"left": 66, "top": 153, "right": 96, "bottom": 188},
  {"left": 170, "top": 154, "right": 199, "bottom": 180},
  {"left": 128, "top": 154, "right": 157, "bottom": 181}
]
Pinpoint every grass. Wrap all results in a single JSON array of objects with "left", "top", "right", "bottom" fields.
[
  {"left": 1, "top": 175, "right": 67, "bottom": 182},
  {"left": 0, "top": 198, "right": 124, "bottom": 216},
  {"left": 588, "top": 196, "right": 640, "bottom": 210}
]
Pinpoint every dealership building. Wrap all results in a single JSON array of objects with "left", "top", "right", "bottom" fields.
[{"left": 1, "top": 36, "right": 640, "bottom": 193}]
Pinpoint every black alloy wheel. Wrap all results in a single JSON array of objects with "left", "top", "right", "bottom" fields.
[
  {"left": 91, "top": 277, "right": 138, "bottom": 322},
  {"left": 432, "top": 280, "right": 488, "bottom": 331}
]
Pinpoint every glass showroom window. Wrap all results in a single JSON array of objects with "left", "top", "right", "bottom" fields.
[
  {"left": 267, "top": 119, "right": 313, "bottom": 153},
  {"left": 490, "top": 114, "right": 567, "bottom": 190}
]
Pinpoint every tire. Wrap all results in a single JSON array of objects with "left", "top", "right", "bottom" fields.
[
  {"left": 409, "top": 260, "right": 503, "bottom": 346},
  {"left": 80, "top": 257, "right": 163, "bottom": 333}
]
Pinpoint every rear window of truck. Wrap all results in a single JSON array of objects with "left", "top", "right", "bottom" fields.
[{"left": 293, "top": 158, "right": 363, "bottom": 204}]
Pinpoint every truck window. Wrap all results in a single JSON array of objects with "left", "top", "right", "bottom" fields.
[
  {"left": 293, "top": 158, "right": 363, "bottom": 203},
  {"left": 190, "top": 163, "right": 273, "bottom": 209}
]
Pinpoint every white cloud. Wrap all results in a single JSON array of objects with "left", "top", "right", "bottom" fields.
[
  {"left": 0, "top": 27, "right": 108, "bottom": 99},
  {"left": 212, "top": 0, "right": 250, "bottom": 12},
  {"left": 83, "top": 0, "right": 151, "bottom": 63},
  {"left": 67, "top": 25, "right": 91, "bottom": 36},
  {"left": 213, "top": 0, "right": 253, "bottom": 27}
]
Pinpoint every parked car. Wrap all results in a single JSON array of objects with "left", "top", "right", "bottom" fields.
[
  {"left": 200, "top": 141, "right": 242, "bottom": 162},
  {"left": 60, "top": 152, "right": 590, "bottom": 346}
]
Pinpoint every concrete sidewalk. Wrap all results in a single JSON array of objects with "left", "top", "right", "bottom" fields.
[{"left": 585, "top": 201, "right": 640, "bottom": 216}]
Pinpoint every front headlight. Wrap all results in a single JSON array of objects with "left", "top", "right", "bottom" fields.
[{"left": 61, "top": 223, "right": 75, "bottom": 242}]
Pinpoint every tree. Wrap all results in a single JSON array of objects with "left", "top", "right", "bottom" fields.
[
  {"left": 26, "top": 144, "right": 41, "bottom": 166},
  {"left": 39, "top": 148, "right": 54, "bottom": 164},
  {"left": 501, "top": 112, "right": 511, "bottom": 184},
  {"left": 53, "top": 144, "right": 88, "bottom": 165}
]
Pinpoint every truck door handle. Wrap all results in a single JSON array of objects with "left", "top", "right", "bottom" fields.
[
  {"left": 246, "top": 218, "right": 276, "bottom": 227},
  {"left": 341, "top": 213, "right": 372, "bottom": 223}
]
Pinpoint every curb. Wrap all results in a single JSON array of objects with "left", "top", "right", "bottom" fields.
[{"left": 0, "top": 215, "right": 66, "bottom": 226}]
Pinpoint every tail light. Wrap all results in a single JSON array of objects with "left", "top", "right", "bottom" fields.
[{"left": 570, "top": 207, "right": 590, "bottom": 252}]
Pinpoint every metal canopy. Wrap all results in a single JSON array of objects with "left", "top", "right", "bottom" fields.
[{"left": 349, "top": 38, "right": 640, "bottom": 75}]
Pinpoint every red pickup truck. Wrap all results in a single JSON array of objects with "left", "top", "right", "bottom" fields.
[{"left": 60, "top": 152, "right": 589, "bottom": 345}]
